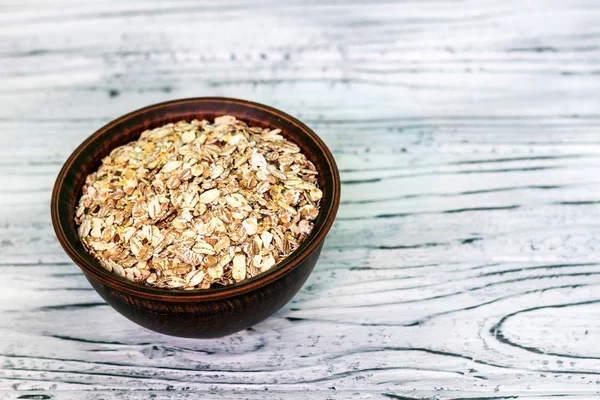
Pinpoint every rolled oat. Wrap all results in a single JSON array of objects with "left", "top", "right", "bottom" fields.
[{"left": 75, "top": 116, "right": 320, "bottom": 289}]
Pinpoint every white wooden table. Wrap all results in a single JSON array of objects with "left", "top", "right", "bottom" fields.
[{"left": 2, "top": 0, "right": 600, "bottom": 398}]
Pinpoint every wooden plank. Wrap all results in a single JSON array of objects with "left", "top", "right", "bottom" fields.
[{"left": 1, "top": 392, "right": 600, "bottom": 400}]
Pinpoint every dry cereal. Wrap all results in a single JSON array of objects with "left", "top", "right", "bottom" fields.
[{"left": 74, "top": 116, "right": 321, "bottom": 289}]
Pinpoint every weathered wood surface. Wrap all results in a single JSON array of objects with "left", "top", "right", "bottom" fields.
[{"left": 2, "top": 0, "right": 600, "bottom": 398}]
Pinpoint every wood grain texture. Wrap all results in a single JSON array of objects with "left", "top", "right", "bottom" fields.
[{"left": 2, "top": 0, "right": 600, "bottom": 398}]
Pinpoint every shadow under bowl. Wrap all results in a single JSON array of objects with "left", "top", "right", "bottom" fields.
[{"left": 51, "top": 97, "right": 340, "bottom": 338}]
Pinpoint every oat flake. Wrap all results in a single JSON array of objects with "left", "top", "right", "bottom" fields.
[{"left": 75, "top": 116, "right": 321, "bottom": 289}]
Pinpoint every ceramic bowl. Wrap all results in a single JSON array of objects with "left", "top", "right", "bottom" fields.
[{"left": 51, "top": 98, "right": 340, "bottom": 338}]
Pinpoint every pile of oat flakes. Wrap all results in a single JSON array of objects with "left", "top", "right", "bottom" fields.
[{"left": 75, "top": 115, "right": 321, "bottom": 289}]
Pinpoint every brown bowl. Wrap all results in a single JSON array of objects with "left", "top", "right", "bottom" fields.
[{"left": 51, "top": 98, "right": 340, "bottom": 338}]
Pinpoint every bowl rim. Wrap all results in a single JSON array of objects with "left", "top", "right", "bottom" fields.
[{"left": 51, "top": 97, "right": 340, "bottom": 302}]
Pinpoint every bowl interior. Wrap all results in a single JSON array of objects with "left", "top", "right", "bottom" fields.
[{"left": 52, "top": 98, "right": 340, "bottom": 299}]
